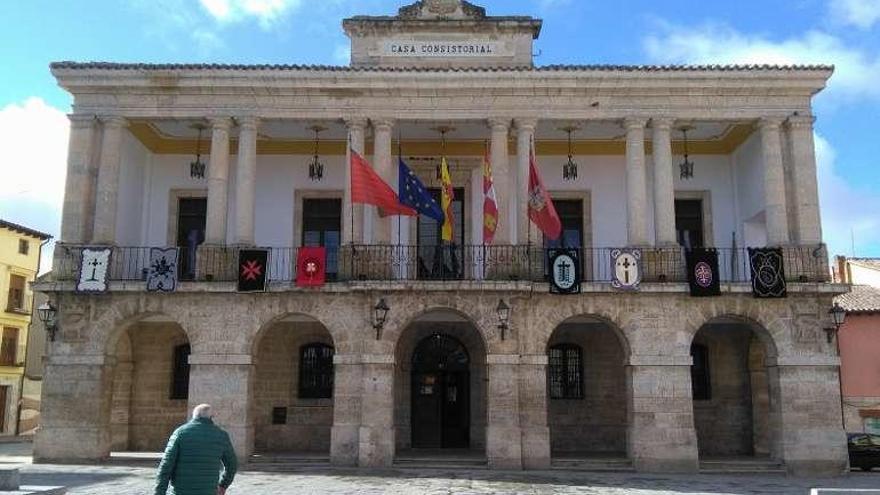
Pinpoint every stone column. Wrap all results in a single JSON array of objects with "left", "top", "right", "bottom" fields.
[
  {"left": 92, "top": 116, "right": 127, "bottom": 245},
  {"left": 331, "top": 354, "right": 362, "bottom": 466},
  {"left": 34, "top": 354, "right": 113, "bottom": 461},
  {"left": 187, "top": 354, "right": 254, "bottom": 459},
  {"left": 205, "top": 118, "right": 232, "bottom": 246},
  {"left": 358, "top": 354, "right": 395, "bottom": 467},
  {"left": 518, "top": 354, "right": 550, "bottom": 469},
  {"left": 372, "top": 119, "right": 395, "bottom": 244},
  {"left": 515, "top": 119, "right": 537, "bottom": 245},
  {"left": 652, "top": 118, "right": 677, "bottom": 246},
  {"left": 489, "top": 119, "right": 513, "bottom": 245},
  {"left": 627, "top": 356, "right": 699, "bottom": 473},
  {"left": 786, "top": 116, "right": 822, "bottom": 245},
  {"left": 625, "top": 118, "right": 649, "bottom": 246},
  {"left": 60, "top": 114, "right": 97, "bottom": 245},
  {"left": 759, "top": 118, "right": 791, "bottom": 246},
  {"left": 344, "top": 118, "right": 367, "bottom": 245},
  {"left": 234, "top": 116, "right": 259, "bottom": 246},
  {"left": 487, "top": 354, "right": 523, "bottom": 469}
]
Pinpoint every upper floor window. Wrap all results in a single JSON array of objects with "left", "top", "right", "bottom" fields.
[
  {"left": 0, "top": 328, "right": 19, "bottom": 366},
  {"left": 170, "top": 343, "right": 191, "bottom": 400},
  {"left": 6, "top": 275, "right": 26, "bottom": 313},
  {"left": 299, "top": 343, "right": 334, "bottom": 399},
  {"left": 302, "top": 198, "right": 342, "bottom": 280},
  {"left": 18, "top": 239, "right": 29, "bottom": 256},
  {"left": 548, "top": 343, "right": 584, "bottom": 399},
  {"left": 176, "top": 197, "right": 207, "bottom": 280},
  {"left": 417, "top": 187, "right": 465, "bottom": 279},
  {"left": 676, "top": 199, "right": 704, "bottom": 249},
  {"left": 544, "top": 199, "right": 584, "bottom": 250},
  {"left": 691, "top": 343, "right": 711, "bottom": 401}
]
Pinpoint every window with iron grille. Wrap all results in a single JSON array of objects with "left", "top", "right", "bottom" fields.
[
  {"left": 548, "top": 344, "right": 583, "bottom": 399},
  {"left": 18, "top": 239, "right": 29, "bottom": 255},
  {"left": 170, "top": 344, "right": 191, "bottom": 400},
  {"left": 690, "top": 343, "right": 711, "bottom": 401},
  {"left": 299, "top": 343, "right": 334, "bottom": 399}
]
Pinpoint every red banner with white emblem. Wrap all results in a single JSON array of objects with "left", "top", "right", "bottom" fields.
[{"left": 296, "top": 247, "right": 327, "bottom": 288}]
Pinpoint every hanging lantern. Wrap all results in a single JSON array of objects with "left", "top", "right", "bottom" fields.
[
  {"left": 190, "top": 123, "right": 207, "bottom": 179},
  {"left": 432, "top": 126, "right": 453, "bottom": 180},
  {"left": 561, "top": 126, "right": 579, "bottom": 181},
  {"left": 679, "top": 125, "right": 695, "bottom": 180},
  {"left": 308, "top": 125, "right": 326, "bottom": 182}
]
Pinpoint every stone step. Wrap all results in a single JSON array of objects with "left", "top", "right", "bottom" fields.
[
  {"left": 393, "top": 457, "right": 489, "bottom": 470},
  {"left": 247, "top": 453, "right": 331, "bottom": 471},
  {"left": 699, "top": 458, "right": 785, "bottom": 473},
  {"left": 551, "top": 457, "right": 635, "bottom": 472}
]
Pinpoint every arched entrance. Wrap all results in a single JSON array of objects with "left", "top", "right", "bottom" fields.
[
  {"left": 691, "top": 316, "right": 780, "bottom": 463},
  {"left": 546, "top": 315, "right": 629, "bottom": 461},
  {"left": 394, "top": 310, "right": 487, "bottom": 456},
  {"left": 108, "top": 315, "right": 190, "bottom": 452},
  {"left": 411, "top": 334, "right": 470, "bottom": 448}
]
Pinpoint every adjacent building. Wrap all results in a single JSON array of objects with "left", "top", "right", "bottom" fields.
[
  {"left": 0, "top": 219, "right": 51, "bottom": 436},
  {"left": 34, "top": 0, "right": 850, "bottom": 475}
]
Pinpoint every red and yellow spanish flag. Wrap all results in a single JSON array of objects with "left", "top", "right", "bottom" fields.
[
  {"left": 482, "top": 146, "right": 498, "bottom": 245},
  {"left": 440, "top": 156, "right": 455, "bottom": 242}
]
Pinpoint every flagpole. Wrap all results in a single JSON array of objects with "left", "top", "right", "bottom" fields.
[
  {"left": 348, "top": 131, "right": 355, "bottom": 248},
  {"left": 527, "top": 137, "right": 534, "bottom": 280},
  {"left": 397, "top": 129, "right": 403, "bottom": 247}
]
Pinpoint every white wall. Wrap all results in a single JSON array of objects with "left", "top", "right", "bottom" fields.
[
  {"left": 733, "top": 133, "right": 768, "bottom": 247},
  {"left": 114, "top": 133, "right": 148, "bottom": 245},
  {"left": 849, "top": 264, "right": 880, "bottom": 288}
]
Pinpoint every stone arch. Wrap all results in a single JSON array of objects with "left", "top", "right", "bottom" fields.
[
  {"left": 527, "top": 296, "right": 631, "bottom": 357},
  {"left": 251, "top": 312, "right": 338, "bottom": 356},
  {"left": 392, "top": 306, "right": 489, "bottom": 356},
  {"left": 687, "top": 313, "right": 780, "bottom": 361}
]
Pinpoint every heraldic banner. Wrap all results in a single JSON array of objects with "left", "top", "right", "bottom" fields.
[
  {"left": 296, "top": 247, "right": 327, "bottom": 288},
  {"left": 748, "top": 247, "right": 787, "bottom": 299},
  {"left": 686, "top": 248, "right": 721, "bottom": 297},
  {"left": 238, "top": 249, "right": 269, "bottom": 292},
  {"left": 77, "top": 247, "right": 112, "bottom": 294},
  {"left": 146, "top": 248, "right": 178, "bottom": 293}
]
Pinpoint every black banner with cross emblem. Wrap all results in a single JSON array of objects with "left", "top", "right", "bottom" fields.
[
  {"left": 549, "top": 248, "right": 580, "bottom": 295},
  {"left": 238, "top": 249, "right": 269, "bottom": 293}
]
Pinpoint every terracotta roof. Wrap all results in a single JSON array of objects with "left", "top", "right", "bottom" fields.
[
  {"left": 849, "top": 258, "right": 880, "bottom": 271},
  {"left": 49, "top": 61, "right": 835, "bottom": 73},
  {"left": 0, "top": 219, "right": 52, "bottom": 240},
  {"left": 836, "top": 285, "right": 880, "bottom": 314}
]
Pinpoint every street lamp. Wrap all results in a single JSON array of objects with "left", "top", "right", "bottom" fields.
[
  {"left": 496, "top": 299, "right": 510, "bottom": 340},
  {"left": 373, "top": 298, "right": 390, "bottom": 340},
  {"left": 37, "top": 301, "right": 58, "bottom": 342},
  {"left": 825, "top": 302, "right": 847, "bottom": 343}
]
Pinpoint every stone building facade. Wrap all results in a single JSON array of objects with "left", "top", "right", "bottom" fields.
[{"left": 34, "top": 0, "right": 849, "bottom": 476}]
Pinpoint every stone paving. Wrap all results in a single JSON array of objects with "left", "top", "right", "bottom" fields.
[{"left": 2, "top": 443, "right": 879, "bottom": 494}]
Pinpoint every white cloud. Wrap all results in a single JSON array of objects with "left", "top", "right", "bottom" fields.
[
  {"left": 0, "top": 98, "right": 69, "bottom": 211},
  {"left": 830, "top": 0, "right": 880, "bottom": 29},
  {"left": 643, "top": 22, "right": 880, "bottom": 103},
  {"left": 199, "top": 0, "right": 302, "bottom": 27},
  {"left": 815, "top": 134, "right": 880, "bottom": 257}
]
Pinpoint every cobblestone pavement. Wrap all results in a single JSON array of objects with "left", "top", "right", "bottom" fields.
[{"left": 2, "top": 444, "right": 878, "bottom": 495}]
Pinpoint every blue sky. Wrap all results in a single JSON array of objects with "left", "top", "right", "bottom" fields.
[{"left": 1, "top": 0, "right": 878, "bottom": 263}]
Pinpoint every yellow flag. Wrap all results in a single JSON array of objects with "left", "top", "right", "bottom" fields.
[{"left": 440, "top": 157, "right": 455, "bottom": 242}]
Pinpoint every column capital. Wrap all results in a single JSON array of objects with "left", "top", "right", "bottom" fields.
[
  {"left": 371, "top": 118, "right": 395, "bottom": 131},
  {"left": 758, "top": 116, "right": 785, "bottom": 130},
  {"left": 514, "top": 118, "right": 538, "bottom": 132},
  {"left": 68, "top": 114, "right": 96, "bottom": 127},
  {"left": 488, "top": 118, "right": 511, "bottom": 131},
  {"left": 786, "top": 115, "right": 817, "bottom": 129},
  {"left": 209, "top": 117, "right": 233, "bottom": 131},
  {"left": 344, "top": 117, "right": 368, "bottom": 130},
  {"left": 99, "top": 115, "right": 127, "bottom": 128},
  {"left": 236, "top": 115, "right": 260, "bottom": 130},
  {"left": 623, "top": 117, "right": 648, "bottom": 130},
  {"left": 650, "top": 117, "right": 676, "bottom": 130}
]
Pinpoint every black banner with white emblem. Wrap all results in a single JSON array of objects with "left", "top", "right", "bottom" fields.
[
  {"left": 549, "top": 248, "right": 580, "bottom": 294},
  {"left": 238, "top": 249, "right": 269, "bottom": 292},
  {"left": 748, "top": 247, "right": 787, "bottom": 298},
  {"left": 686, "top": 248, "right": 721, "bottom": 297}
]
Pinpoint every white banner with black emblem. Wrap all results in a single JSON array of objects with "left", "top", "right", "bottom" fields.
[
  {"left": 611, "top": 248, "right": 642, "bottom": 291},
  {"left": 76, "top": 247, "right": 112, "bottom": 294}
]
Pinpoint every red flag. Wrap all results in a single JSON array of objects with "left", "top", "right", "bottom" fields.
[
  {"left": 351, "top": 150, "right": 417, "bottom": 217},
  {"left": 528, "top": 147, "right": 562, "bottom": 240},
  {"left": 296, "top": 247, "right": 326, "bottom": 287}
]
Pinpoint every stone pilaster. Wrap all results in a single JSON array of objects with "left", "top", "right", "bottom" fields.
[
  {"left": 205, "top": 117, "right": 232, "bottom": 246},
  {"left": 234, "top": 116, "right": 259, "bottom": 246},
  {"left": 59, "top": 114, "right": 97, "bottom": 245},
  {"left": 785, "top": 116, "right": 822, "bottom": 245},
  {"left": 651, "top": 118, "right": 677, "bottom": 246},
  {"left": 515, "top": 119, "right": 537, "bottom": 246},
  {"left": 759, "top": 117, "right": 791, "bottom": 246},
  {"left": 625, "top": 118, "right": 649, "bottom": 246},
  {"left": 518, "top": 354, "right": 550, "bottom": 469},
  {"left": 489, "top": 119, "right": 513, "bottom": 245},
  {"left": 358, "top": 354, "right": 395, "bottom": 468},
  {"left": 187, "top": 353, "right": 254, "bottom": 460},
  {"left": 487, "top": 354, "right": 523, "bottom": 469},
  {"left": 330, "top": 354, "right": 362, "bottom": 466},
  {"left": 371, "top": 119, "right": 395, "bottom": 244},
  {"left": 344, "top": 118, "right": 367, "bottom": 245},
  {"left": 34, "top": 354, "right": 113, "bottom": 462},
  {"left": 627, "top": 356, "right": 699, "bottom": 473},
  {"left": 92, "top": 116, "right": 127, "bottom": 245}
]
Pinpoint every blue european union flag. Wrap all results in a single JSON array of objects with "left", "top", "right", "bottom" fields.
[{"left": 399, "top": 158, "right": 445, "bottom": 223}]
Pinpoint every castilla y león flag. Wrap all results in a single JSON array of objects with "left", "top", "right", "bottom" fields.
[
  {"left": 483, "top": 147, "right": 499, "bottom": 245},
  {"left": 350, "top": 149, "right": 417, "bottom": 217},
  {"left": 527, "top": 146, "right": 562, "bottom": 240},
  {"left": 296, "top": 247, "right": 327, "bottom": 288}
]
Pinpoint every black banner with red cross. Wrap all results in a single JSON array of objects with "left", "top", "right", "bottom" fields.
[{"left": 238, "top": 249, "right": 269, "bottom": 292}]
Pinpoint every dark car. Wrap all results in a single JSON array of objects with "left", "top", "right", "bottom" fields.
[{"left": 848, "top": 433, "right": 880, "bottom": 471}]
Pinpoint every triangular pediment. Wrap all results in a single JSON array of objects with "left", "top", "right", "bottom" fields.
[{"left": 398, "top": 0, "right": 487, "bottom": 20}]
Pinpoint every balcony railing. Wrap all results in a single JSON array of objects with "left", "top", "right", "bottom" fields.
[{"left": 51, "top": 244, "right": 830, "bottom": 286}]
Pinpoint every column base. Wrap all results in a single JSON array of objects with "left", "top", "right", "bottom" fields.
[
  {"left": 782, "top": 428, "right": 849, "bottom": 477},
  {"left": 358, "top": 426, "right": 394, "bottom": 468},
  {"left": 521, "top": 426, "right": 550, "bottom": 470},
  {"left": 330, "top": 425, "right": 360, "bottom": 467},
  {"left": 487, "top": 425, "right": 523, "bottom": 470},
  {"left": 34, "top": 427, "right": 110, "bottom": 463}
]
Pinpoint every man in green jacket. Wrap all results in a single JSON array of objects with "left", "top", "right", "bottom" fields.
[{"left": 155, "top": 404, "right": 238, "bottom": 495}]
